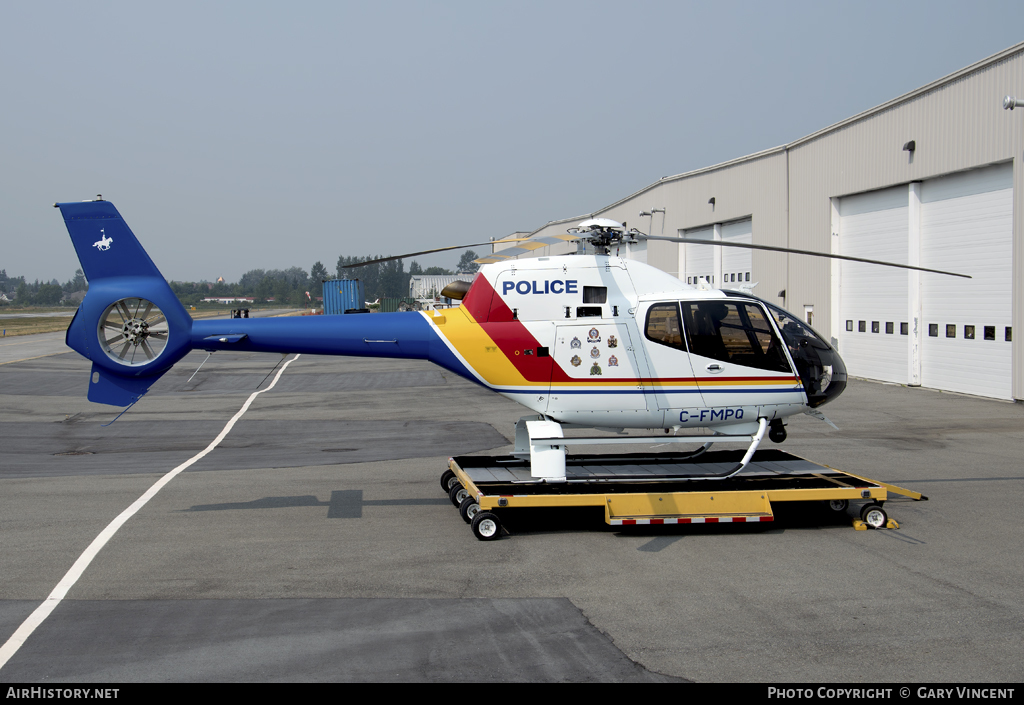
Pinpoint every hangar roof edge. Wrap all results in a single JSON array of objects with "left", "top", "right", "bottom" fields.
[{"left": 520, "top": 40, "right": 1024, "bottom": 240}]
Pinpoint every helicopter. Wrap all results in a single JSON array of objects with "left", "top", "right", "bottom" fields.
[{"left": 54, "top": 199, "right": 968, "bottom": 483}]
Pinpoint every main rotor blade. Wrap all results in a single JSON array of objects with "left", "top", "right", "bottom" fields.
[
  {"left": 341, "top": 239, "right": 530, "bottom": 269},
  {"left": 645, "top": 235, "right": 971, "bottom": 279}
]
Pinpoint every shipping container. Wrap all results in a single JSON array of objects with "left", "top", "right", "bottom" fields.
[{"left": 322, "top": 279, "right": 366, "bottom": 315}]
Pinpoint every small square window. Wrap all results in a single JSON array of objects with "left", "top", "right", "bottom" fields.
[
  {"left": 687, "top": 277, "right": 692, "bottom": 284},
  {"left": 1007, "top": 327, "right": 1013, "bottom": 342},
  {"left": 871, "top": 321, "right": 880, "bottom": 333},
  {"left": 745, "top": 272, "right": 750, "bottom": 282},
  {"left": 885, "top": 322, "right": 894, "bottom": 334},
  {"left": 900, "top": 322, "right": 909, "bottom": 335},
  {"left": 984, "top": 326, "right": 995, "bottom": 341},
  {"left": 858, "top": 321, "right": 866, "bottom": 332},
  {"left": 929, "top": 324, "right": 938, "bottom": 337},
  {"left": 846, "top": 320, "right": 853, "bottom": 332},
  {"left": 946, "top": 324, "right": 956, "bottom": 338},
  {"left": 964, "top": 325, "right": 975, "bottom": 340}
]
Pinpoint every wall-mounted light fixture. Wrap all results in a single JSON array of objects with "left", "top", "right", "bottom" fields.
[
  {"left": 708, "top": 197, "right": 716, "bottom": 209},
  {"left": 638, "top": 208, "right": 666, "bottom": 235},
  {"left": 903, "top": 140, "right": 916, "bottom": 152},
  {"left": 778, "top": 289, "right": 786, "bottom": 300}
]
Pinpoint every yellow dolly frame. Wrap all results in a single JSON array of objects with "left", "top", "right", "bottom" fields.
[{"left": 440, "top": 449, "right": 926, "bottom": 541}]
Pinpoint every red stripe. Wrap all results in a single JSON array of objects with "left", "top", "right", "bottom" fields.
[
  {"left": 650, "top": 518, "right": 664, "bottom": 525},
  {"left": 622, "top": 519, "right": 636, "bottom": 525}
]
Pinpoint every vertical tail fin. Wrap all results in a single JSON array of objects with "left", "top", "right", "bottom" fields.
[{"left": 56, "top": 199, "right": 194, "bottom": 406}]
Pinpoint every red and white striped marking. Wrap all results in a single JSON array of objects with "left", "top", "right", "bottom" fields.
[{"left": 611, "top": 516, "right": 773, "bottom": 526}]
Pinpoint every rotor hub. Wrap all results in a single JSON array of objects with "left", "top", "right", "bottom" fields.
[{"left": 122, "top": 318, "right": 150, "bottom": 346}]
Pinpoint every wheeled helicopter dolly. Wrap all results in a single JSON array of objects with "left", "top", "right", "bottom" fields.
[{"left": 442, "top": 440, "right": 927, "bottom": 541}]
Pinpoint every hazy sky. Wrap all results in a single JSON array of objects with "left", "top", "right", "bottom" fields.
[{"left": 3, "top": 1, "right": 1024, "bottom": 283}]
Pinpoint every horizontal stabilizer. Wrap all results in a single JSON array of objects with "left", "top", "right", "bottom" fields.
[
  {"left": 202, "top": 334, "right": 248, "bottom": 345},
  {"left": 88, "top": 363, "right": 165, "bottom": 407}
]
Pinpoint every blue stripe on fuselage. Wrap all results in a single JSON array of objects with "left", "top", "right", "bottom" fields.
[{"left": 190, "top": 312, "right": 483, "bottom": 387}]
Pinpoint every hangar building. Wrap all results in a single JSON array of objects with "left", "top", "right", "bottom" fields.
[{"left": 494, "top": 42, "right": 1024, "bottom": 402}]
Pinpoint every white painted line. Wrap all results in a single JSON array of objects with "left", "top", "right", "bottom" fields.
[
  {"left": 0, "top": 352, "right": 70, "bottom": 367},
  {"left": 0, "top": 339, "right": 63, "bottom": 347},
  {"left": 0, "top": 354, "right": 302, "bottom": 672}
]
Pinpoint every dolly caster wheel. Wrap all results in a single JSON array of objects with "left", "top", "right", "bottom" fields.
[
  {"left": 459, "top": 496, "right": 480, "bottom": 524},
  {"left": 471, "top": 511, "right": 502, "bottom": 541},
  {"left": 440, "top": 469, "right": 458, "bottom": 493},
  {"left": 449, "top": 483, "right": 470, "bottom": 508},
  {"left": 827, "top": 499, "right": 848, "bottom": 512},
  {"left": 860, "top": 504, "right": 888, "bottom": 529}
]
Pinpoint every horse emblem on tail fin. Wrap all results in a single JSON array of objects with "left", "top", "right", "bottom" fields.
[{"left": 93, "top": 229, "right": 113, "bottom": 251}]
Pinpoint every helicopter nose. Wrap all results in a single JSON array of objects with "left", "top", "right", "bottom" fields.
[{"left": 813, "top": 349, "right": 848, "bottom": 408}]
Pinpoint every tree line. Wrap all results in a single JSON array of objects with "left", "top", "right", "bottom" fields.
[
  {"left": 1, "top": 250, "right": 480, "bottom": 308},
  {"left": 0, "top": 268, "right": 88, "bottom": 306},
  {"left": 168, "top": 250, "right": 479, "bottom": 307}
]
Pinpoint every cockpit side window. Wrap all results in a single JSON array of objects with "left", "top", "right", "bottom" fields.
[
  {"left": 680, "top": 301, "right": 791, "bottom": 373},
  {"left": 644, "top": 302, "right": 686, "bottom": 351}
]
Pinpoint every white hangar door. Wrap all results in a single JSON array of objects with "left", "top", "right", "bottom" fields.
[
  {"left": 920, "top": 163, "right": 1013, "bottom": 400},
  {"left": 682, "top": 226, "right": 714, "bottom": 286},
  {"left": 837, "top": 186, "right": 909, "bottom": 384},
  {"left": 721, "top": 219, "right": 753, "bottom": 290}
]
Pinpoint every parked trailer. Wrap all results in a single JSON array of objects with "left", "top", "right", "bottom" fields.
[
  {"left": 322, "top": 279, "right": 365, "bottom": 315},
  {"left": 441, "top": 449, "right": 926, "bottom": 540}
]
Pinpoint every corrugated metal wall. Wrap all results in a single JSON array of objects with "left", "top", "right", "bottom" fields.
[{"left": 505, "top": 43, "right": 1024, "bottom": 399}]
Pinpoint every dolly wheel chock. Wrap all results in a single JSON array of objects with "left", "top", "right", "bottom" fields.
[{"left": 854, "top": 504, "right": 898, "bottom": 530}]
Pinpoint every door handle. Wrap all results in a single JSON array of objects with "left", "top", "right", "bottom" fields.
[{"left": 706, "top": 363, "right": 724, "bottom": 373}]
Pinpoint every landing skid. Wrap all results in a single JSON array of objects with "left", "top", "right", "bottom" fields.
[{"left": 511, "top": 415, "right": 769, "bottom": 482}]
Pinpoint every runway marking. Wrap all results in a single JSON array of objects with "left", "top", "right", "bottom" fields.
[
  {"left": 0, "top": 352, "right": 70, "bottom": 367},
  {"left": 0, "top": 354, "right": 302, "bottom": 672},
  {"left": 1, "top": 338, "right": 62, "bottom": 347}
]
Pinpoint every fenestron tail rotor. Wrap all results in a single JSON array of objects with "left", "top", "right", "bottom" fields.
[{"left": 97, "top": 297, "right": 170, "bottom": 367}]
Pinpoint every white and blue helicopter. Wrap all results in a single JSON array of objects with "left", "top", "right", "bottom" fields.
[{"left": 54, "top": 198, "right": 968, "bottom": 483}]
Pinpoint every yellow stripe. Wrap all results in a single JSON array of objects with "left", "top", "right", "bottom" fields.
[{"left": 425, "top": 308, "right": 541, "bottom": 387}]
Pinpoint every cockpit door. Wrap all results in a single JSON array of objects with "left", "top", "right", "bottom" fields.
[
  {"left": 680, "top": 300, "right": 805, "bottom": 409},
  {"left": 636, "top": 302, "right": 707, "bottom": 411}
]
